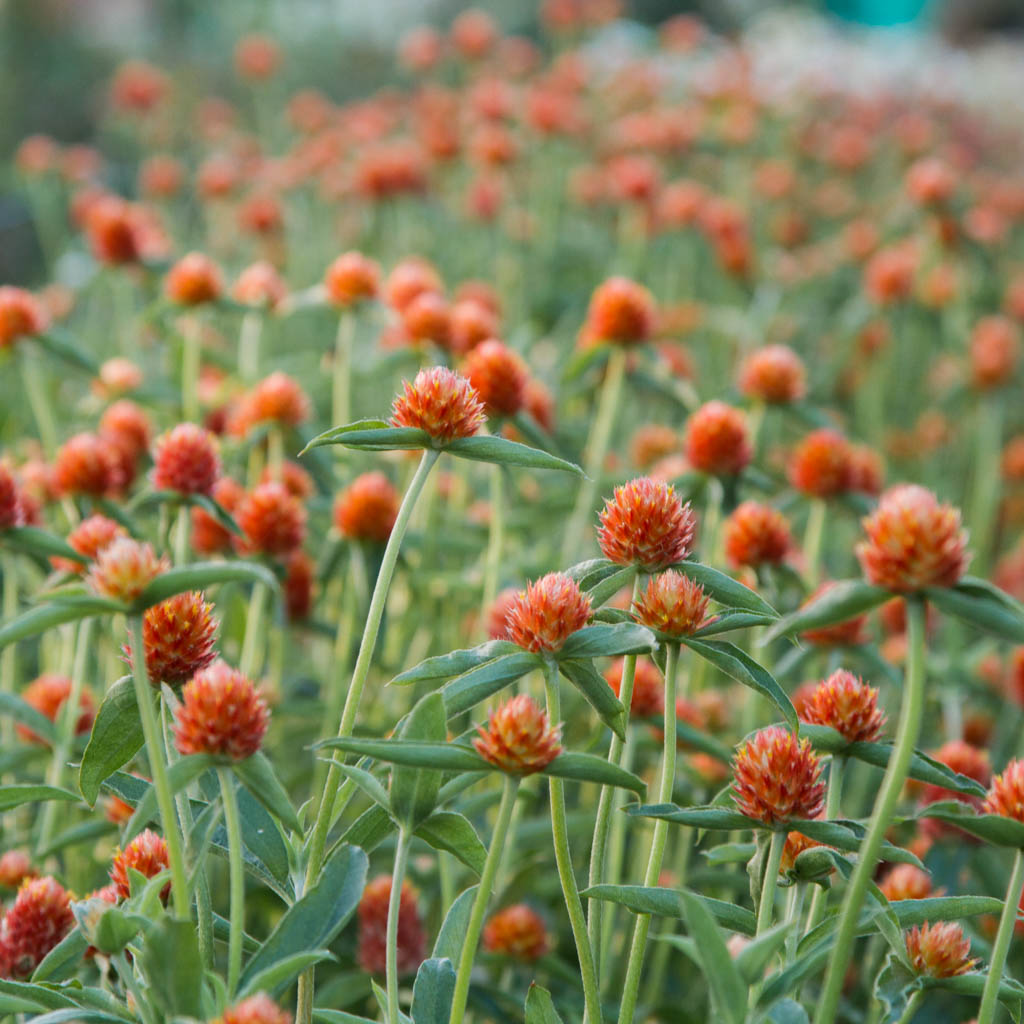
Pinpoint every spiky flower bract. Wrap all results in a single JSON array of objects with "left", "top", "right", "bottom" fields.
[
  {"left": 732, "top": 726, "right": 825, "bottom": 827},
  {"left": 905, "top": 922, "right": 976, "bottom": 978},
  {"left": 597, "top": 477, "right": 696, "bottom": 571},
  {"left": 131, "top": 590, "right": 218, "bottom": 686},
  {"left": 0, "top": 876, "right": 74, "bottom": 978},
  {"left": 151, "top": 422, "right": 220, "bottom": 495},
  {"left": 87, "top": 538, "right": 168, "bottom": 602},
  {"left": 109, "top": 829, "right": 170, "bottom": 902},
  {"left": 473, "top": 694, "right": 562, "bottom": 775},
  {"left": 798, "top": 669, "right": 886, "bottom": 743},
  {"left": 504, "top": 572, "right": 591, "bottom": 653},
  {"left": 983, "top": 758, "right": 1024, "bottom": 823},
  {"left": 390, "top": 366, "right": 486, "bottom": 442},
  {"left": 633, "top": 570, "right": 711, "bottom": 637},
  {"left": 173, "top": 661, "right": 268, "bottom": 760}
]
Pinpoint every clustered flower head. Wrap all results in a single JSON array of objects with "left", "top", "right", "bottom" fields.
[
  {"left": 51, "top": 514, "right": 125, "bottom": 573},
  {"left": 390, "top": 366, "right": 486, "bottom": 442},
  {"left": 325, "top": 251, "right": 380, "bottom": 307},
  {"left": 904, "top": 921, "right": 976, "bottom": 978},
  {"left": 109, "top": 829, "right": 170, "bottom": 902},
  {"left": 151, "top": 422, "right": 221, "bottom": 495},
  {"left": 739, "top": 345, "right": 806, "bottom": 404},
  {"left": 216, "top": 993, "right": 293, "bottom": 1024},
  {"left": 334, "top": 472, "right": 400, "bottom": 544},
  {"left": 0, "top": 876, "right": 74, "bottom": 978},
  {"left": 132, "top": 590, "right": 219, "bottom": 686},
  {"left": 585, "top": 276, "right": 656, "bottom": 345},
  {"left": 857, "top": 484, "right": 969, "bottom": 592},
  {"left": 732, "top": 726, "right": 825, "bottom": 826},
  {"left": 483, "top": 904, "right": 550, "bottom": 960},
  {"left": 597, "top": 477, "right": 696, "bottom": 571},
  {"left": 357, "top": 875, "right": 426, "bottom": 976},
  {"left": 605, "top": 657, "right": 664, "bottom": 718},
  {"left": 87, "top": 537, "right": 169, "bottom": 602},
  {"left": 685, "top": 401, "right": 752, "bottom": 476},
  {"left": 462, "top": 338, "right": 529, "bottom": 417},
  {"left": 504, "top": 572, "right": 591, "bottom": 653},
  {"left": 983, "top": 758, "right": 1024, "bottom": 823},
  {"left": 236, "top": 481, "right": 307, "bottom": 556},
  {"left": 0, "top": 463, "right": 25, "bottom": 530},
  {"left": 473, "top": 694, "right": 562, "bottom": 775},
  {"left": 633, "top": 570, "right": 711, "bottom": 637},
  {"left": 173, "top": 660, "right": 269, "bottom": 760},
  {"left": 789, "top": 430, "right": 853, "bottom": 499},
  {"left": 798, "top": 669, "right": 887, "bottom": 743},
  {"left": 18, "top": 673, "right": 95, "bottom": 744},
  {"left": 164, "top": 251, "right": 223, "bottom": 305},
  {"left": 879, "top": 864, "right": 933, "bottom": 902},
  {"left": 0, "top": 286, "right": 49, "bottom": 349},
  {"left": 723, "top": 500, "right": 791, "bottom": 568}
]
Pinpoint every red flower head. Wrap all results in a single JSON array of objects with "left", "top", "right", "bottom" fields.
[
  {"left": 88, "top": 538, "right": 168, "bottom": 602},
  {"left": 685, "top": 401, "right": 751, "bottom": 476},
  {"left": 325, "top": 251, "right": 380, "bottom": 308},
  {"left": 100, "top": 399, "right": 152, "bottom": 462},
  {"left": 504, "top": 572, "right": 591, "bottom": 653},
  {"left": 18, "top": 673, "right": 95, "bottom": 745},
  {"left": 970, "top": 315, "right": 1019, "bottom": 390},
  {"left": 984, "top": 758, "right": 1024, "bottom": 823},
  {"left": 0, "top": 852, "right": 35, "bottom": 890},
  {"left": 54, "top": 432, "right": 121, "bottom": 497},
  {"left": 597, "top": 477, "right": 696, "bottom": 571},
  {"left": 905, "top": 922, "right": 976, "bottom": 978},
  {"left": 462, "top": 339, "right": 529, "bottom": 418},
  {"left": 357, "top": 875, "right": 426, "bottom": 975},
  {"left": 0, "top": 876, "right": 74, "bottom": 978},
  {"left": 399, "top": 26, "right": 444, "bottom": 74},
  {"left": 856, "top": 484, "right": 969, "bottom": 592},
  {"left": 174, "top": 661, "right": 268, "bottom": 760},
  {"left": 234, "top": 262, "right": 288, "bottom": 311},
  {"left": 449, "top": 299, "right": 499, "bottom": 355},
  {"left": 799, "top": 581, "right": 869, "bottom": 647},
  {"left": 248, "top": 372, "right": 312, "bottom": 427},
  {"left": 864, "top": 245, "right": 916, "bottom": 305},
  {"left": 905, "top": 157, "right": 955, "bottom": 206},
  {"left": 191, "top": 476, "right": 245, "bottom": 556},
  {"left": 110, "top": 59, "right": 168, "bottom": 114},
  {"left": 779, "top": 830, "right": 825, "bottom": 874},
  {"left": 485, "top": 587, "right": 519, "bottom": 640},
  {"left": 483, "top": 905, "right": 550, "bottom": 961},
  {"left": 451, "top": 8, "right": 498, "bottom": 60},
  {"left": 95, "top": 358, "right": 142, "bottom": 399},
  {"left": 334, "top": 472, "right": 400, "bottom": 544},
  {"left": 919, "top": 740, "right": 991, "bottom": 842},
  {"left": 848, "top": 444, "right": 885, "bottom": 496},
  {"left": 390, "top": 366, "right": 486, "bottom": 442},
  {"left": 217, "top": 993, "right": 292, "bottom": 1024},
  {"left": 879, "top": 864, "right": 933, "bottom": 902},
  {"left": 234, "top": 33, "right": 282, "bottom": 80},
  {"left": 236, "top": 482, "right": 307, "bottom": 556},
  {"left": 0, "top": 287, "right": 48, "bottom": 349},
  {"left": 152, "top": 423, "right": 221, "bottom": 496},
  {"left": 474, "top": 694, "right": 562, "bottom": 775},
  {"left": 86, "top": 196, "right": 167, "bottom": 266},
  {"left": 634, "top": 570, "right": 711, "bottom": 637},
  {"left": 384, "top": 258, "right": 443, "bottom": 313},
  {"left": 402, "top": 291, "right": 451, "bottom": 347},
  {"left": 0, "top": 463, "right": 24, "bottom": 530},
  {"left": 109, "top": 829, "right": 169, "bottom": 902},
  {"left": 630, "top": 425, "right": 678, "bottom": 469},
  {"left": 606, "top": 657, "right": 664, "bottom": 718},
  {"left": 789, "top": 430, "right": 853, "bottom": 499},
  {"left": 732, "top": 726, "right": 825, "bottom": 826},
  {"left": 724, "top": 501, "right": 792, "bottom": 568},
  {"left": 739, "top": 345, "right": 806, "bottom": 404},
  {"left": 284, "top": 550, "right": 315, "bottom": 621},
  {"left": 130, "top": 591, "right": 218, "bottom": 687},
  {"left": 139, "top": 154, "right": 184, "bottom": 200},
  {"left": 165, "top": 252, "right": 224, "bottom": 306},
  {"left": 797, "top": 669, "right": 886, "bottom": 743},
  {"left": 585, "top": 276, "right": 656, "bottom": 345}
]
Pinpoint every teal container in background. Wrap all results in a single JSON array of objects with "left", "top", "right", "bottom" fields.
[{"left": 827, "top": 0, "right": 933, "bottom": 26}]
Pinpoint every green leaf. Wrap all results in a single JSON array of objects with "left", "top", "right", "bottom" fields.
[
  {"left": 558, "top": 623, "right": 657, "bottom": 659},
  {"left": 556, "top": 658, "right": 628, "bottom": 740},
  {"left": 240, "top": 844, "right": 368, "bottom": 988},
  {"left": 3, "top": 526, "right": 82, "bottom": 564},
  {"left": 679, "top": 889, "right": 747, "bottom": 1024},
  {"left": 890, "top": 896, "right": 1005, "bottom": 926},
  {"left": 124, "top": 754, "right": 214, "bottom": 842},
  {"left": 734, "top": 922, "right": 792, "bottom": 985},
  {"left": 0, "top": 690, "right": 56, "bottom": 744},
  {"left": 692, "top": 611, "right": 780, "bottom": 637},
  {"left": 0, "top": 599, "right": 127, "bottom": 649},
  {"left": 36, "top": 327, "right": 99, "bottom": 373},
  {"left": 133, "top": 560, "right": 280, "bottom": 611},
  {"left": 391, "top": 641, "right": 521, "bottom": 685},
  {"left": 433, "top": 885, "right": 479, "bottom": 961},
  {"left": 31, "top": 928, "right": 90, "bottom": 983},
  {"left": 629, "top": 803, "right": 752, "bottom": 831},
  {"left": 524, "top": 983, "right": 565, "bottom": 1024},
  {"left": 79, "top": 677, "right": 143, "bottom": 805},
  {"left": 682, "top": 638, "right": 797, "bottom": 731},
  {"left": 317, "top": 738, "right": 489, "bottom": 772},
  {"left": 313, "top": 1012, "right": 378, "bottom": 1024},
  {"left": 416, "top": 811, "right": 486, "bottom": 875},
  {"left": 918, "top": 971, "right": 1023, "bottom": 1021},
  {"left": 334, "top": 764, "right": 391, "bottom": 810},
  {"left": 543, "top": 751, "right": 644, "bottom": 793},
  {"left": 761, "top": 579, "right": 890, "bottom": 643},
  {"left": 916, "top": 801, "right": 1024, "bottom": 847},
  {"left": 0, "top": 980, "right": 76, "bottom": 1013},
  {"left": 585, "top": 565, "right": 638, "bottom": 608},
  {"left": 137, "top": 916, "right": 204, "bottom": 1018},
  {"left": 671, "top": 715, "right": 733, "bottom": 763},
  {"left": 238, "top": 950, "right": 335, "bottom": 999},
  {"left": 441, "top": 652, "right": 543, "bottom": 717},
  {"left": 672, "top": 561, "right": 779, "bottom": 619},
  {"left": 411, "top": 958, "right": 455, "bottom": 1024},
  {"left": 444, "top": 435, "right": 583, "bottom": 474},
  {"left": 580, "top": 884, "right": 756, "bottom": 935},
  {"left": 233, "top": 751, "right": 302, "bottom": 832},
  {"left": 760, "top": 998, "right": 810, "bottom": 1024},
  {"left": 0, "top": 785, "right": 79, "bottom": 812},
  {"left": 925, "top": 576, "right": 1024, "bottom": 643},
  {"left": 341, "top": 804, "right": 397, "bottom": 853},
  {"left": 390, "top": 694, "right": 448, "bottom": 829},
  {"left": 302, "top": 422, "right": 431, "bottom": 454}
]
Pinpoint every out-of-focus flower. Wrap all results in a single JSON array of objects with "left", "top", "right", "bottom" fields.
[
  {"left": 739, "top": 345, "right": 806, "bottom": 404},
  {"left": 605, "top": 657, "right": 664, "bottom": 718},
  {"left": 165, "top": 252, "right": 224, "bottom": 306},
  {"left": 685, "top": 401, "right": 751, "bottom": 476},
  {"left": 724, "top": 501, "right": 791, "bottom": 568},
  {"left": 970, "top": 315, "right": 1019, "bottom": 390},
  {"left": 216, "top": 993, "right": 292, "bottom": 1024},
  {"left": 0, "top": 852, "right": 35, "bottom": 890},
  {"left": 152, "top": 423, "right": 221, "bottom": 496},
  {"left": 18, "top": 674, "right": 94, "bottom": 745},
  {"left": 585, "top": 277, "right": 656, "bottom": 345},
  {"left": 357, "top": 876, "right": 426, "bottom": 975},
  {"left": 334, "top": 473, "right": 400, "bottom": 544},
  {"left": 54, "top": 433, "right": 122, "bottom": 497},
  {"left": 879, "top": 864, "right": 933, "bottom": 902},
  {"left": 325, "top": 252, "right": 380, "bottom": 308},
  {"left": 789, "top": 430, "right": 853, "bottom": 499},
  {"left": 236, "top": 482, "right": 307, "bottom": 556},
  {"left": 462, "top": 339, "right": 529, "bottom": 418},
  {"left": 0, "top": 287, "right": 49, "bottom": 349},
  {"left": 483, "top": 905, "right": 550, "bottom": 960},
  {"left": 88, "top": 538, "right": 168, "bottom": 602}
]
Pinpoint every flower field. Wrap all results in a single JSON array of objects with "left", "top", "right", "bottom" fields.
[{"left": 4, "top": 4, "right": 1024, "bottom": 1023}]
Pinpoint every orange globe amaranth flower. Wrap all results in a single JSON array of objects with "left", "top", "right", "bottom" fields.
[
  {"left": 856, "top": 484, "right": 969, "bottom": 592},
  {"left": 789, "top": 430, "right": 853, "bottom": 499},
  {"left": 52, "top": 514, "right": 123, "bottom": 573},
  {"left": 798, "top": 669, "right": 886, "bottom": 744},
  {"left": 174, "top": 661, "right": 268, "bottom": 760},
  {"left": 110, "top": 59, "right": 168, "bottom": 114},
  {"left": 384, "top": 258, "right": 443, "bottom": 312},
  {"left": 919, "top": 740, "right": 990, "bottom": 842},
  {"left": 0, "top": 463, "right": 25, "bottom": 530},
  {"left": 799, "top": 581, "right": 870, "bottom": 647},
  {"left": 390, "top": 366, "right": 486, "bottom": 442},
  {"left": 504, "top": 572, "right": 592, "bottom": 654},
  {"left": 473, "top": 695, "right": 562, "bottom": 775},
  {"left": 848, "top": 443, "right": 885, "bottom": 496},
  {"left": 462, "top": 339, "right": 529, "bottom": 418},
  {"left": 234, "top": 31, "right": 281, "bottom": 80},
  {"left": 402, "top": 291, "right": 451, "bottom": 347},
  {"left": 53, "top": 432, "right": 121, "bottom": 497},
  {"left": 905, "top": 157, "right": 955, "bottom": 206},
  {"left": 864, "top": 245, "right": 916, "bottom": 305},
  {"left": 284, "top": 549, "right": 315, "bottom": 621},
  {"left": 685, "top": 401, "right": 751, "bottom": 476},
  {"left": 0, "top": 852, "right": 35, "bottom": 890},
  {"left": 237, "top": 192, "right": 283, "bottom": 237},
  {"left": 879, "top": 863, "right": 933, "bottom": 902},
  {"left": 261, "top": 461, "right": 314, "bottom": 501},
  {"left": 970, "top": 315, "right": 1019, "bottom": 390},
  {"left": 191, "top": 476, "right": 245, "bottom": 556},
  {"left": 151, "top": 423, "right": 221, "bottom": 496},
  {"left": 164, "top": 252, "right": 224, "bottom": 306},
  {"left": 88, "top": 538, "right": 168, "bottom": 602},
  {"left": 357, "top": 875, "right": 426, "bottom": 975},
  {"left": 732, "top": 726, "right": 825, "bottom": 826},
  {"left": 334, "top": 472, "right": 400, "bottom": 544},
  {"left": 779, "top": 829, "right": 825, "bottom": 874},
  {"left": 724, "top": 500, "right": 792, "bottom": 568},
  {"left": 451, "top": 7, "right": 498, "bottom": 59},
  {"left": 585, "top": 276, "right": 656, "bottom": 345},
  {"left": 18, "top": 673, "right": 95, "bottom": 744},
  {"left": 248, "top": 372, "right": 312, "bottom": 427},
  {"left": 218, "top": 993, "right": 292, "bottom": 1024},
  {"left": 0, "top": 286, "right": 49, "bottom": 349},
  {"left": 131, "top": 591, "right": 218, "bottom": 686},
  {"left": 325, "top": 251, "right": 380, "bottom": 308},
  {"left": 634, "top": 570, "right": 711, "bottom": 637},
  {"left": 483, "top": 904, "right": 550, "bottom": 961},
  {"left": 485, "top": 587, "right": 519, "bottom": 640},
  {"left": 100, "top": 399, "right": 152, "bottom": 461},
  {"left": 399, "top": 26, "right": 444, "bottom": 74},
  {"left": 983, "top": 758, "right": 1024, "bottom": 823},
  {"left": 95, "top": 357, "right": 142, "bottom": 399},
  {"left": 739, "top": 345, "right": 806, "bottom": 404},
  {"left": 234, "top": 262, "right": 288, "bottom": 311},
  {"left": 606, "top": 657, "right": 664, "bottom": 718},
  {"left": 0, "top": 876, "right": 74, "bottom": 978},
  {"left": 631, "top": 424, "right": 678, "bottom": 469},
  {"left": 597, "top": 477, "right": 697, "bottom": 571},
  {"left": 905, "top": 922, "right": 976, "bottom": 978},
  {"left": 139, "top": 153, "right": 184, "bottom": 200},
  {"left": 110, "top": 829, "right": 170, "bottom": 902},
  {"left": 449, "top": 299, "right": 499, "bottom": 355},
  {"left": 236, "top": 482, "right": 307, "bottom": 556}
]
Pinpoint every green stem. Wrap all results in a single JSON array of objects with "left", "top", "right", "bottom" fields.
[
  {"left": 804, "top": 755, "right": 845, "bottom": 933},
  {"left": 182, "top": 316, "right": 201, "bottom": 423},
  {"left": 814, "top": 597, "right": 928, "bottom": 1024},
  {"left": 1, "top": 553, "right": 18, "bottom": 754},
  {"left": 561, "top": 347, "right": 627, "bottom": 565},
  {"left": 267, "top": 426, "right": 285, "bottom": 482},
  {"left": 22, "top": 345, "right": 59, "bottom": 457},
  {"left": 968, "top": 397, "right": 1003, "bottom": 578},
  {"left": 238, "top": 311, "right": 262, "bottom": 383},
  {"left": 173, "top": 504, "right": 190, "bottom": 567},
  {"left": 895, "top": 989, "right": 924, "bottom": 1024},
  {"left": 218, "top": 767, "right": 245, "bottom": 995},
  {"left": 757, "top": 832, "right": 787, "bottom": 934},
  {"left": 296, "top": 449, "right": 439, "bottom": 1024},
  {"left": 239, "top": 583, "right": 268, "bottom": 680},
  {"left": 480, "top": 462, "right": 504, "bottom": 623},
  {"left": 386, "top": 829, "right": 413, "bottom": 1024},
  {"left": 128, "top": 616, "right": 190, "bottom": 919},
  {"left": 784, "top": 884, "right": 807, "bottom": 963},
  {"left": 802, "top": 499, "right": 827, "bottom": 588},
  {"left": 113, "top": 952, "right": 158, "bottom": 1024},
  {"left": 448, "top": 775, "right": 520, "bottom": 1024},
  {"left": 618, "top": 643, "right": 679, "bottom": 1024},
  {"left": 544, "top": 660, "right": 603, "bottom": 1024},
  {"left": 332, "top": 312, "right": 354, "bottom": 428},
  {"left": 978, "top": 848, "right": 1024, "bottom": 1024}
]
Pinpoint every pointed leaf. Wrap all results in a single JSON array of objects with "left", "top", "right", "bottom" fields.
[
  {"left": 316, "top": 738, "right": 488, "bottom": 773},
  {"left": 133, "top": 560, "right": 279, "bottom": 611},
  {"left": 137, "top": 916, "right": 204, "bottom": 1018},
  {"left": 410, "top": 958, "right": 455, "bottom": 1024},
  {"left": 525, "top": 984, "right": 565, "bottom": 1024},
  {"left": 238, "top": 950, "right": 335, "bottom": 1000},
  {"left": 679, "top": 889, "right": 746, "bottom": 1024},
  {"left": 444, "top": 435, "right": 583, "bottom": 474},
  {"left": 558, "top": 624, "right": 657, "bottom": 659},
  {"left": 4, "top": 526, "right": 82, "bottom": 564},
  {"left": 302, "top": 423, "right": 430, "bottom": 454},
  {"left": 672, "top": 561, "right": 779, "bottom": 619},
  {"left": 416, "top": 811, "right": 486, "bottom": 875},
  {"left": 79, "top": 677, "right": 143, "bottom": 805},
  {"left": 629, "top": 803, "right": 752, "bottom": 831},
  {"left": 925, "top": 577, "right": 1024, "bottom": 643},
  {"left": 433, "top": 886, "right": 479, "bottom": 962},
  {"left": 0, "top": 785, "right": 80, "bottom": 812},
  {"left": 734, "top": 921, "right": 792, "bottom": 984},
  {"left": 392, "top": 694, "right": 453, "bottom": 828},
  {"left": 762, "top": 579, "right": 890, "bottom": 643},
  {"left": 580, "top": 884, "right": 756, "bottom": 935},
  {"left": 556, "top": 658, "right": 628, "bottom": 740},
  {"left": 916, "top": 801, "right": 1024, "bottom": 847},
  {"left": 0, "top": 599, "right": 127, "bottom": 649},
  {"left": 391, "top": 641, "right": 521, "bottom": 685},
  {"left": 543, "top": 751, "right": 644, "bottom": 793},
  {"left": 233, "top": 751, "right": 302, "bottom": 832},
  {"left": 0, "top": 691, "right": 56, "bottom": 744},
  {"left": 441, "top": 652, "right": 543, "bottom": 717},
  {"left": 124, "top": 755, "right": 214, "bottom": 842}
]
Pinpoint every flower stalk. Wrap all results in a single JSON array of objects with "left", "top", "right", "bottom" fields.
[{"left": 977, "top": 847, "right": 1024, "bottom": 1024}]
